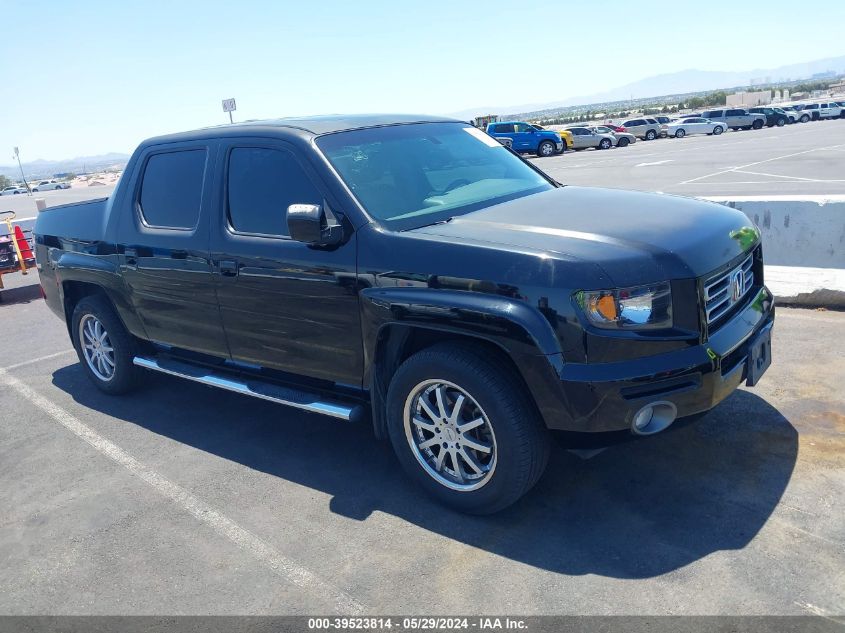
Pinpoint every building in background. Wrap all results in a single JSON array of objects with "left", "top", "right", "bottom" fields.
[{"left": 726, "top": 90, "right": 772, "bottom": 106}]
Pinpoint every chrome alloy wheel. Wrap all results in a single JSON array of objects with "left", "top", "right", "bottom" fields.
[
  {"left": 403, "top": 379, "right": 497, "bottom": 491},
  {"left": 79, "top": 314, "right": 115, "bottom": 381}
]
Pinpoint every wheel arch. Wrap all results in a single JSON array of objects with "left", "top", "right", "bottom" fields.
[
  {"left": 55, "top": 253, "right": 147, "bottom": 342},
  {"left": 359, "top": 288, "right": 565, "bottom": 439}
]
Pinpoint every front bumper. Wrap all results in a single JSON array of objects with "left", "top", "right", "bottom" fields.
[{"left": 544, "top": 285, "right": 775, "bottom": 433}]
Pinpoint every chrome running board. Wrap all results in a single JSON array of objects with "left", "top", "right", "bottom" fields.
[{"left": 133, "top": 355, "right": 362, "bottom": 421}]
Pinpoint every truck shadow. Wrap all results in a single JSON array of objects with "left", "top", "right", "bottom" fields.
[
  {"left": 52, "top": 365, "right": 797, "bottom": 580},
  {"left": 0, "top": 283, "right": 41, "bottom": 306}
]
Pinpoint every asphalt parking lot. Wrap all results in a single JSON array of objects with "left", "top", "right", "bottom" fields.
[
  {"left": 0, "top": 272, "right": 843, "bottom": 615},
  {"left": 533, "top": 118, "right": 845, "bottom": 197}
]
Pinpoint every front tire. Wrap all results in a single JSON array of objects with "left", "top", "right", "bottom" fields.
[
  {"left": 800, "top": 114, "right": 810, "bottom": 123},
  {"left": 537, "top": 140, "right": 555, "bottom": 157},
  {"left": 386, "top": 344, "right": 550, "bottom": 514},
  {"left": 617, "top": 137, "right": 629, "bottom": 147},
  {"left": 71, "top": 295, "right": 142, "bottom": 395},
  {"left": 645, "top": 130, "right": 657, "bottom": 140},
  {"left": 752, "top": 120, "right": 764, "bottom": 129},
  {"left": 713, "top": 126, "right": 723, "bottom": 135},
  {"left": 674, "top": 129, "right": 686, "bottom": 138},
  {"left": 599, "top": 138, "right": 612, "bottom": 149},
  {"left": 776, "top": 117, "right": 786, "bottom": 127}
]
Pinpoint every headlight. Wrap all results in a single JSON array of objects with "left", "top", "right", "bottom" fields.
[{"left": 576, "top": 282, "right": 673, "bottom": 330}]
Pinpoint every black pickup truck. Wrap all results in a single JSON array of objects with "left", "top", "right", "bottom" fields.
[{"left": 34, "top": 115, "right": 774, "bottom": 513}]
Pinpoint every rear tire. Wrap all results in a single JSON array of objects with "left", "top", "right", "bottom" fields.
[
  {"left": 386, "top": 344, "right": 550, "bottom": 514},
  {"left": 537, "top": 140, "right": 555, "bottom": 157},
  {"left": 71, "top": 295, "right": 143, "bottom": 395}
]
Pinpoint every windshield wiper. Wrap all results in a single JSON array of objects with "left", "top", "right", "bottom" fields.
[{"left": 405, "top": 216, "right": 455, "bottom": 231}]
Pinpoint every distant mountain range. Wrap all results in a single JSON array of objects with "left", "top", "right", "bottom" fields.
[
  {"left": 450, "top": 55, "right": 845, "bottom": 119},
  {"left": 0, "top": 153, "right": 130, "bottom": 180}
]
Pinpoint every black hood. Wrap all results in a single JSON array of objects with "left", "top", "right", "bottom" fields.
[{"left": 410, "top": 186, "right": 759, "bottom": 287}]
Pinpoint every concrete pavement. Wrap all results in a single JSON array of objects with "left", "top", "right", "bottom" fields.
[{"left": 0, "top": 290, "right": 842, "bottom": 615}]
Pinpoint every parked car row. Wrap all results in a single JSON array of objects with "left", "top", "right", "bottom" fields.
[
  {"left": 484, "top": 99, "right": 845, "bottom": 156},
  {"left": 0, "top": 179, "right": 72, "bottom": 195}
]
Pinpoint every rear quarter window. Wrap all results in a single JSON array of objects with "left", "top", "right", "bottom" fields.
[{"left": 139, "top": 149, "right": 207, "bottom": 229}]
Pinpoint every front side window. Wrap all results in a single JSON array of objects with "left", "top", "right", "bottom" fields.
[
  {"left": 316, "top": 122, "right": 553, "bottom": 231},
  {"left": 493, "top": 123, "right": 515, "bottom": 134},
  {"left": 227, "top": 147, "right": 321, "bottom": 237},
  {"left": 139, "top": 149, "right": 207, "bottom": 229},
  {"left": 514, "top": 123, "right": 532, "bottom": 133}
]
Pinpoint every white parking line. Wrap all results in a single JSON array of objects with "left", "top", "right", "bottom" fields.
[
  {"left": 675, "top": 143, "right": 845, "bottom": 186},
  {"left": 0, "top": 367, "right": 366, "bottom": 614},
  {"left": 733, "top": 169, "right": 845, "bottom": 183},
  {"left": 0, "top": 349, "right": 75, "bottom": 372},
  {"left": 635, "top": 160, "right": 674, "bottom": 167},
  {"left": 678, "top": 180, "right": 845, "bottom": 186}
]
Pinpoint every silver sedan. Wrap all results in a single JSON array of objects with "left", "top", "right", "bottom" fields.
[
  {"left": 565, "top": 126, "right": 617, "bottom": 150},
  {"left": 591, "top": 126, "right": 637, "bottom": 147},
  {"left": 662, "top": 117, "right": 726, "bottom": 138}
]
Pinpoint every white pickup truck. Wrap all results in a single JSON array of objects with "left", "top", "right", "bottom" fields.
[{"left": 32, "top": 180, "right": 71, "bottom": 192}]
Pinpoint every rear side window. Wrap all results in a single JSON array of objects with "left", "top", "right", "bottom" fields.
[
  {"left": 726, "top": 109, "right": 744, "bottom": 116},
  {"left": 227, "top": 147, "right": 321, "bottom": 237},
  {"left": 624, "top": 119, "right": 643, "bottom": 126},
  {"left": 139, "top": 149, "right": 207, "bottom": 229}
]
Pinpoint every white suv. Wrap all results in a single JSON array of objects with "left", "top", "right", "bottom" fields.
[{"left": 1, "top": 185, "right": 28, "bottom": 195}]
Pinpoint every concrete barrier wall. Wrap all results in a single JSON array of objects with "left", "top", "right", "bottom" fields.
[{"left": 701, "top": 195, "right": 845, "bottom": 268}]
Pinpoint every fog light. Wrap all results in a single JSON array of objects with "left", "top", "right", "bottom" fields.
[
  {"left": 633, "top": 406, "right": 654, "bottom": 431},
  {"left": 631, "top": 401, "right": 678, "bottom": 435}
]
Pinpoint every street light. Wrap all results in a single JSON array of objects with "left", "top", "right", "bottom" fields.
[{"left": 12, "top": 147, "right": 32, "bottom": 195}]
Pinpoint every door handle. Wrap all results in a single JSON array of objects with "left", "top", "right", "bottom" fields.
[
  {"left": 124, "top": 247, "right": 138, "bottom": 270},
  {"left": 219, "top": 260, "right": 238, "bottom": 277}
]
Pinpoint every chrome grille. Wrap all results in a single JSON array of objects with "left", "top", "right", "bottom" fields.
[{"left": 704, "top": 253, "right": 754, "bottom": 324}]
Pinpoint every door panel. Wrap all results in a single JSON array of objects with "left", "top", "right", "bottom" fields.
[
  {"left": 117, "top": 142, "right": 229, "bottom": 357},
  {"left": 211, "top": 140, "right": 363, "bottom": 386}
]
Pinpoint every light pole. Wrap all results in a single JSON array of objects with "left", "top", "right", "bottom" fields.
[{"left": 13, "top": 147, "right": 32, "bottom": 195}]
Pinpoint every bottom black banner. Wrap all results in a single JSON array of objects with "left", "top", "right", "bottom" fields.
[{"left": 0, "top": 616, "right": 842, "bottom": 633}]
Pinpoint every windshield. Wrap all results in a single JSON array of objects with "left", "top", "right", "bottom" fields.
[{"left": 316, "top": 122, "right": 555, "bottom": 230}]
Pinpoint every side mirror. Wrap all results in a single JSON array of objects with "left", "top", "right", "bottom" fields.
[{"left": 287, "top": 203, "right": 343, "bottom": 246}]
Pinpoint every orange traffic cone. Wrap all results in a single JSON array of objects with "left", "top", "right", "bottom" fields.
[{"left": 13, "top": 225, "right": 34, "bottom": 265}]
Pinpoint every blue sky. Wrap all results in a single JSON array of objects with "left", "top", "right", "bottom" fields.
[{"left": 2, "top": 0, "right": 844, "bottom": 161}]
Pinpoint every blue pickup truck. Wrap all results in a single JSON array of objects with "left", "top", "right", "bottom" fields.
[{"left": 486, "top": 121, "right": 563, "bottom": 157}]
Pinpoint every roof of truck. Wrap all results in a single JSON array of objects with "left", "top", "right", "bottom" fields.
[
  {"left": 232, "top": 114, "right": 461, "bottom": 134},
  {"left": 140, "top": 114, "right": 464, "bottom": 147}
]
